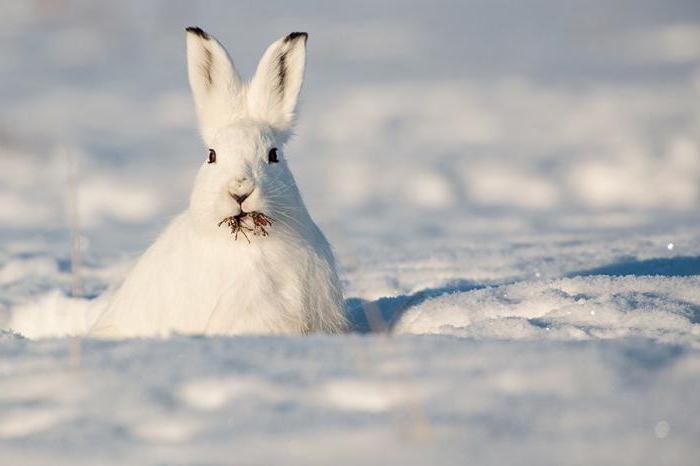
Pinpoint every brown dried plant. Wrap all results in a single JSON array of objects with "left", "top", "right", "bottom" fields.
[{"left": 218, "top": 212, "right": 274, "bottom": 243}]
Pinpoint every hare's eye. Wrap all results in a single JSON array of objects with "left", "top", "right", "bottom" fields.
[
  {"left": 207, "top": 149, "right": 216, "bottom": 164},
  {"left": 268, "top": 147, "right": 279, "bottom": 164}
]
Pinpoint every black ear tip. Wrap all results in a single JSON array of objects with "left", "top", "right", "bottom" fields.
[
  {"left": 186, "top": 26, "right": 209, "bottom": 39},
  {"left": 284, "top": 32, "right": 308, "bottom": 43}
]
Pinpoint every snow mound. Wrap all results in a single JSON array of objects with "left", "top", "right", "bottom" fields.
[{"left": 393, "top": 276, "right": 700, "bottom": 346}]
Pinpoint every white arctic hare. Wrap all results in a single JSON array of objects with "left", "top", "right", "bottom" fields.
[{"left": 90, "top": 27, "right": 347, "bottom": 337}]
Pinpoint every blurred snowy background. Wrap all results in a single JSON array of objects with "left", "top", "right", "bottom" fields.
[{"left": 1, "top": 1, "right": 699, "bottom": 465}]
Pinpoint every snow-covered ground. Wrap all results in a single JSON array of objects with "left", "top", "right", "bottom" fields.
[
  {"left": 1, "top": 336, "right": 698, "bottom": 466},
  {"left": 1, "top": 1, "right": 699, "bottom": 464}
]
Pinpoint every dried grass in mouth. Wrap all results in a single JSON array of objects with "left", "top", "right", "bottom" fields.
[{"left": 218, "top": 212, "right": 274, "bottom": 242}]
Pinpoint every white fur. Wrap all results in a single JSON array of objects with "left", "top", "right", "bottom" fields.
[{"left": 90, "top": 28, "right": 346, "bottom": 337}]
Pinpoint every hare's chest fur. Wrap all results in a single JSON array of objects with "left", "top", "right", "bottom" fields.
[{"left": 91, "top": 213, "right": 345, "bottom": 337}]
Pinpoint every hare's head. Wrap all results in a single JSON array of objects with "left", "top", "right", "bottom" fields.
[{"left": 185, "top": 27, "right": 311, "bottom": 240}]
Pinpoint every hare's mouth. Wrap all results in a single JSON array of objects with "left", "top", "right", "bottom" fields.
[{"left": 217, "top": 211, "right": 274, "bottom": 242}]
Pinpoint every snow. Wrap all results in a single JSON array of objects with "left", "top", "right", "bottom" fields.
[
  {"left": 1, "top": 0, "right": 699, "bottom": 464},
  {"left": 393, "top": 276, "right": 700, "bottom": 345},
  {"left": 0, "top": 336, "right": 698, "bottom": 465}
]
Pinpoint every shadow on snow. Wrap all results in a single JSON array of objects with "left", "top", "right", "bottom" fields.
[
  {"left": 345, "top": 279, "right": 484, "bottom": 333},
  {"left": 571, "top": 255, "right": 700, "bottom": 278}
]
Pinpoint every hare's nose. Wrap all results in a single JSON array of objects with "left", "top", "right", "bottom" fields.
[
  {"left": 230, "top": 191, "right": 250, "bottom": 205},
  {"left": 229, "top": 177, "right": 254, "bottom": 205}
]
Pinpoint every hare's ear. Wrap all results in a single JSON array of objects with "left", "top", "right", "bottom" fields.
[
  {"left": 186, "top": 27, "right": 243, "bottom": 144},
  {"left": 247, "top": 32, "right": 308, "bottom": 133}
]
